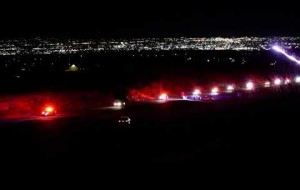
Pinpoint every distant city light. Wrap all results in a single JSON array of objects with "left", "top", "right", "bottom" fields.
[
  {"left": 272, "top": 45, "right": 283, "bottom": 53},
  {"left": 246, "top": 82, "right": 254, "bottom": 90},
  {"left": 66, "top": 64, "right": 79, "bottom": 72},
  {"left": 274, "top": 78, "right": 281, "bottom": 85},
  {"left": 2, "top": 37, "right": 300, "bottom": 56}
]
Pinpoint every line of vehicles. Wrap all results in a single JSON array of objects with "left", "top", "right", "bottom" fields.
[
  {"left": 157, "top": 75, "right": 300, "bottom": 102},
  {"left": 29, "top": 75, "right": 300, "bottom": 128}
]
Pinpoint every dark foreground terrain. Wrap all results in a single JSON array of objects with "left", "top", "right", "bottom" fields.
[
  {"left": 1, "top": 50, "right": 299, "bottom": 167},
  {"left": 0, "top": 87, "right": 299, "bottom": 166}
]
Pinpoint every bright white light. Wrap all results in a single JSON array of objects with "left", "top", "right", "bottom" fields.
[
  {"left": 246, "top": 82, "right": 254, "bottom": 90},
  {"left": 45, "top": 106, "right": 54, "bottom": 112},
  {"left": 272, "top": 45, "right": 300, "bottom": 65},
  {"left": 114, "top": 101, "right": 122, "bottom": 106},
  {"left": 264, "top": 81, "right": 271, "bottom": 87},
  {"left": 274, "top": 78, "right": 281, "bottom": 85},
  {"left": 159, "top": 93, "right": 168, "bottom": 100},
  {"left": 284, "top": 78, "right": 291, "bottom": 84},
  {"left": 193, "top": 89, "right": 201, "bottom": 95},
  {"left": 272, "top": 45, "right": 283, "bottom": 53},
  {"left": 295, "top": 76, "right": 300, "bottom": 83},
  {"left": 227, "top": 85, "right": 234, "bottom": 91},
  {"left": 211, "top": 87, "right": 219, "bottom": 94}
]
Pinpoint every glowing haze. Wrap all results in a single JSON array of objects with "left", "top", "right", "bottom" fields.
[{"left": 272, "top": 45, "right": 300, "bottom": 64}]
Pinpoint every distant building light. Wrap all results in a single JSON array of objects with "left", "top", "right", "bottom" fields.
[{"left": 66, "top": 64, "right": 79, "bottom": 72}]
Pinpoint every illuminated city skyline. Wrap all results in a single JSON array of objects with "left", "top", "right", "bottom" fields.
[{"left": 1, "top": 37, "right": 300, "bottom": 56}]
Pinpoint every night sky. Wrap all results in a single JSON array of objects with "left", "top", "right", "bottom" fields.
[{"left": 1, "top": 1, "right": 300, "bottom": 38}]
